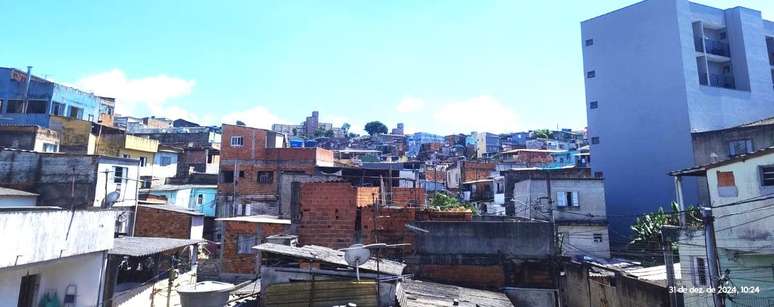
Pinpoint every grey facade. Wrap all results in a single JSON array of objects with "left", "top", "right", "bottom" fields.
[
  {"left": 691, "top": 117, "right": 774, "bottom": 205},
  {"left": 582, "top": 0, "right": 774, "bottom": 239},
  {"left": 513, "top": 178, "right": 611, "bottom": 258}
]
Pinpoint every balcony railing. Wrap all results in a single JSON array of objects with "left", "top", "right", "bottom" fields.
[
  {"left": 698, "top": 72, "right": 735, "bottom": 89},
  {"left": 704, "top": 39, "right": 730, "bottom": 57},
  {"left": 709, "top": 74, "right": 735, "bottom": 89}
]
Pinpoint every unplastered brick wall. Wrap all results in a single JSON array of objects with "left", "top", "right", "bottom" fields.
[
  {"left": 297, "top": 182, "right": 361, "bottom": 249},
  {"left": 462, "top": 161, "right": 496, "bottom": 182},
  {"left": 363, "top": 206, "right": 417, "bottom": 256},
  {"left": 356, "top": 187, "right": 379, "bottom": 207},
  {"left": 391, "top": 187, "right": 425, "bottom": 207},
  {"left": 134, "top": 206, "right": 192, "bottom": 239},
  {"left": 221, "top": 220, "right": 289, "bottom": 274}
]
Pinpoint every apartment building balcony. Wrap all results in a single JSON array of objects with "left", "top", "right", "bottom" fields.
[{"left": 703, "top": 39, "right": 730, "bottom": 57}]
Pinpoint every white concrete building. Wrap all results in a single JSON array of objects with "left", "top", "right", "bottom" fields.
[
  {"left": 150, "top": 145, "right": 180, "bottom": 186},
  {"left": 0, "top": 208, "right": 116, "bottom": 307},
  {"left": 582, "top": 0, "right": 774, "bottom": 239},
  {"left": 513, "top": 177, "right": 610, "bottom": 258},
  {"left": 671, "top": 147, "right": 774, "bottom": 306}
]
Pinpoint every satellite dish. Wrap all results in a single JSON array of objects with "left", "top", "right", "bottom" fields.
[
  {"left": 104, "top": 191, "right": 121, "bottom": 208},
  {"left": 343, "top": 244, "right": 370, "bottom": 281}
]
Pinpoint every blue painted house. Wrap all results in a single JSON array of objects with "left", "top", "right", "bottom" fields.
[
  {"left": 146, "top": 184, "right": 218, "bottom": 217},
  {"left": 0, "top": 67, "right": 102, "bottom": 127}
]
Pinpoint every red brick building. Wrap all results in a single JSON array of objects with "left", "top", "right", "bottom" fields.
[
  {"left": 216, "top": 215, "right": 291, "bottom": 276},
  {"left": 134, "top": 205, "right": 204, "bottom": 239},
  {"left": 461, "top": 161, "right": 496, "bottom": 183},
  {"left": 218, "top": 124, "right": 334, "bottom": 215},
  {"left": 297, "top": 182, "right": 371, "bottom": 249}
]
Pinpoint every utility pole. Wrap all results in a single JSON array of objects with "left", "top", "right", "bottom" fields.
[
  {"left": 662, "top": 225, "right": 679, "bottom": 307},
  {"left": 701, "top": 207, "right": 725, "bottom": 307}
]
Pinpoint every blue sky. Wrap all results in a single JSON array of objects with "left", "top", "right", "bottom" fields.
[{"left": 4, "top": 0, "right": 773, "bottom": 135}]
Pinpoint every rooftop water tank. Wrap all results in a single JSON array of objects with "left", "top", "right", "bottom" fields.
[{"left": 177, "top": 281, "right": 234, "bottom": 307}]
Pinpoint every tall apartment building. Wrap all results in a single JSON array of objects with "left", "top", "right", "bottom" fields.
[
  {"left": 582, "top": 0, "right": 774, "bottom": 239},
  {"left": 476, "top": 132, "right": 501, "bottom": 158}
]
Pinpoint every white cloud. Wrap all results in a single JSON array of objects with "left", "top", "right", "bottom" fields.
[
  {"left": 221, "top": 106, "right": 285, "bottom": 129},
  {"left": 431, "top": 96, "right": 519, "bottom": 134},
  {"left": 74, "top": 69, "right": 195, "bottom": 116},
  {"left": 395, "top": 97, "right": 426, "bottom": 113}
]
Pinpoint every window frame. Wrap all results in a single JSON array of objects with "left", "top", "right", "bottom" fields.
[
  {"left": 221, "top": 170, "right": 235, "bottom": 183},
  {"left": 237, "top": 234, "right": 257, "bottom": 254},
  {"left": 760, "top": 165, "right": 774, "bottom": 187},
  {"left": 589, "top": 101, "right": 598, "bottom": 109},
  {"left": 585, "top": 39, "right": 594, "bottom": 46},
  {"left": 586, "top": 70, "right": 596, "bottom": 78},
  {"left": 593, "top": 233, "right": 603, "bottom": 243},
  {"left": 230, "top": 136, "right": 244, "bottom": 147},
  {"left": 257, "top": 171, "right": 274, "bottom": 184},
  {"left": 728, "top": 139, "right": 753, "bottom": 156}
]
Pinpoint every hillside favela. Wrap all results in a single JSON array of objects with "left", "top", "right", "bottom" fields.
[{"left": 2, "top": 0, "right": 774, "bottom": 306}]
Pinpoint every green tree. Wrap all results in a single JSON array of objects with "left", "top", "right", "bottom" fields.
[
  {"left": 533, "top": 129, "right": 551, "bottom": 139},
  {"left": 341, "top": 123, "right": 351, "bottom": 134},
  {"left": 428, "top": 192, "right": 476, "bottom": 214},
  {"left": 364, "top": 121, "right": 388, "bottom": 135},
  {"left": 629, "top": 202, "right": 702, "bottom": 264}
]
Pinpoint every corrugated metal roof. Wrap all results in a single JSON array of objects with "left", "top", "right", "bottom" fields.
[
  {"left": 669, "top": 145, "right": 774, "bottom": 176},
  {"left": 254, "top": 243, "right": 405, "bottom": 276},
  {"left": 146, "top": 184, "right": 217, "bottom": 192},
  {"left": 109, "top": 236, "right": 204, "bottom": 257},
  {"left": 0, "top": 187, "right": 38, "bottom": 197},
  {"left": 216, "top": 215, "right": 291, "bottom": 224},
  {"left": 398, "top": 279, "right": 513, "bottom": 307},
  {"left": 138, "top": 205, "right": 203, "bottom": 216}
]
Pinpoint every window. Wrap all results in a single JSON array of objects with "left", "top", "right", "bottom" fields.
[
  {"left": 594, "top": 171, "right": 604, "bottom": 178},
  {"left": 257, "top": 171, "right": 274, "bottom": 184},
  {"left": 717, "top": 171, "right": 735, "bottom": 187},
  {"left": 138, "top": 156, "right": 146, "bottom": 167},
  {"left": 694, "top": 257, "right": 707, "bottom": 286},
  {"left": 230, "top": 136, "right": 244, "bottom": 147},
  {"left": 728, "top": 139, "right": 753, "bottom": 156},
  {"left": 207, "top": 153, "right": 214, "bottom": 163},
  {"left": 113, "top": 166, "right": 126, "bottom": 184},
  {"left": 591, "top": 137, "right": 600, "bottom": 144},
  {"left": 50, "top": 102, "right": 66, "bottom": 116},
  {"left": 122, "top": 154, "right": 130, "bottom": 159},
  {"left": 556, "top": 191, "right": 579, "bottom": 208},
  {"left": 239, "top": 170, "right": 245, "bottom": 178},
  {"left": 237, "top": 235, "right": 257, "bottom": 254},
  {"left": 761, "top": 166, "right": 774, "bottom": 186},
  {"left": 222, "top": 170, "right": 234, "bottom": 183},
  {"left": 587, "top": 70, "right": 596, "bottom": 78},
  {"left": 6, "top": 100, "right": 23, "bottom": 113},
  {"left": 160, "top": 156, "right": 172, "bottom": 166},
  {"left": 68, "top": 106, "right": 83, "bottom": 119},
  {"left": 593, "top": 233, "right": 603, "bottom": 243},
  {"left": 140, "top": 176, "right": 152, "bottom": 189},
  {"left": 42, "top": 143, "right": 58, "bottom": 153},
  {"left": 26, "top": 100, "right": 47, "bottom": 114},
  {"left": 589, "top": 101, "right": 598, "bottom": 109},
  {"left": 585, "top": 39, "right": 594, "bottom": 46},
  {"left": 197, "top": 194, "right": 204, "bottom": 205}
]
